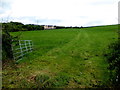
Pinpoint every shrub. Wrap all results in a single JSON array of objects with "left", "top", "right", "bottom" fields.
[
  {"left": 2, "top": 23, "right": 19, "bottom": 61},
  {"left": 107, "top": 41, "right": 120, "bottom": 86}
]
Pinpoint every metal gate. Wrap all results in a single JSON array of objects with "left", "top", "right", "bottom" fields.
[{"left": 12, "top": 40, "right": 33, "bottom": 60}]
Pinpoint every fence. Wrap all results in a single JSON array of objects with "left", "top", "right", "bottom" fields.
[{"left": 12, "top": 40, "right": 33, "bottom": 60}]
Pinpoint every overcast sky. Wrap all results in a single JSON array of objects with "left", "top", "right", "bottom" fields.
[{"left": 0, "top": 0, "right": 119, "bottom": 26}]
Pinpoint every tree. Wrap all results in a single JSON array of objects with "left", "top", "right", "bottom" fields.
[{"left": 2, "top": 23, "right": 19, "bottom": 60}]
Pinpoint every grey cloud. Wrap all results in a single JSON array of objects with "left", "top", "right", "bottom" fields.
[
  {"left": 85, "top": 21, "right": 103, "bottom": 26},
  {"left": 89, "top": 1, "right": 115, "bottom": 6},
  {"left": 77, "top": 16, "right": 88, "bottom": 19},
  {"left": 2, "top": 16, "right": 62, "bottom": 24},
  {"left": 19, "top": 16, "right": 61, "bottom": 23},
  {"left": 0, "top": 8, "right": 5, "bottom": 14},
  {"left": 0, "top": 0, "right": 14, "bottom": 14}
]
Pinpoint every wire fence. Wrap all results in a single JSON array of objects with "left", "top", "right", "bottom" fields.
[{"left": 12, "top": 40, "right": 33, "bottom": 60}]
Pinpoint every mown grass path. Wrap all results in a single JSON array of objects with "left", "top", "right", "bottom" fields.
[
  {"left": 3, "top": 25, "right": 118, "bottom": 88},
  {"left": 33, "top": 29, "right": 111, "bottom": 88}
]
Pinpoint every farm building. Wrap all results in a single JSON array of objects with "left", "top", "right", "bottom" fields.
[{"left": 44, "top": 25, "right": 56, "bottom": 30}]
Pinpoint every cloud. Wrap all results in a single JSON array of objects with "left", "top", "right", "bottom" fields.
[
  {"left": 85, "top": 21, "right": 103, "bottom": 26},
  {"left": 0, "top": 0, "right": 15, "bottom": 14},
  {"left": 0, "top": 0, "right": 119, "bottom": 26},
  {"left": 89, "top": 0, "right": 116, "bottom": 6},
  {"left": 0, "top": 0, "right": 16, "bottom": 22},
  {"left": 4, "top": 16, "right": 62, "bottom": 25}
]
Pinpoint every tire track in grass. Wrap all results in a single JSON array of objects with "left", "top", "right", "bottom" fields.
[
  {"left": 48, "top": 29, "right": 109, "bottom": 87},
  {"left": 4, "top": 27, "right": 117, "bottom": 88},
  {"left": 28, "top": 29, "right": 110, "bottom": 87},
  {"left": 77, "top": 30, "right": 110, "bottom": 87},
  {"left": 25, "top": 30, "right": 82, "bottom": 79}
]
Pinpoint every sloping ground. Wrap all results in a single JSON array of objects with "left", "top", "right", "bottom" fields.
[{"left": 3, "top": 25, "right": 118, "bottom": 88}]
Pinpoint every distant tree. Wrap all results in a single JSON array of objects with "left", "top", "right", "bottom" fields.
[
  {"left": 9, "top": 21, "right": 24, "bottom": 26},
  {"left": 80, "top": 26, "right": 83, "bottom": 28},
  {"left": 56, "top": 26, "right": 65, "bottom": 29},
  {"left": 73, "top": 26, "right": 79, "bottom": 29},
  {"left": 2, "top": 21, "right": 44, "bottom": 32},
  {"left": 2, "top": 22, "right": 25, "bottom": 32}
]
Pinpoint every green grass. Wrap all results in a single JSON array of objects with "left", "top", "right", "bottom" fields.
[{"left": 3, "top": 25, "right": 118, "bottom": 88}]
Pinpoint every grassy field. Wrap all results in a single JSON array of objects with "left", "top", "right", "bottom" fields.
[{"left": 3, "top": 25, "right": 118, "bottom": 88}]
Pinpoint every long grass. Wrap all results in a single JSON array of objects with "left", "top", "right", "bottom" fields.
[{"left": 3, "top": 25, "right": 118, "bottom": 88}]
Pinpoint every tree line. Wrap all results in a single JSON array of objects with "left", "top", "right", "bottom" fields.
[
  {"left": 2, "top": 21, "right": 44, "bottom": 32},
  {"left": 2, "top": 21, "right": 82, "bottom": 32}
]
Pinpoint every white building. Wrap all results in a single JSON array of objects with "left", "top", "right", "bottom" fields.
[{"left": 44, "top": 25, "right": 56, "bottom": 30}]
